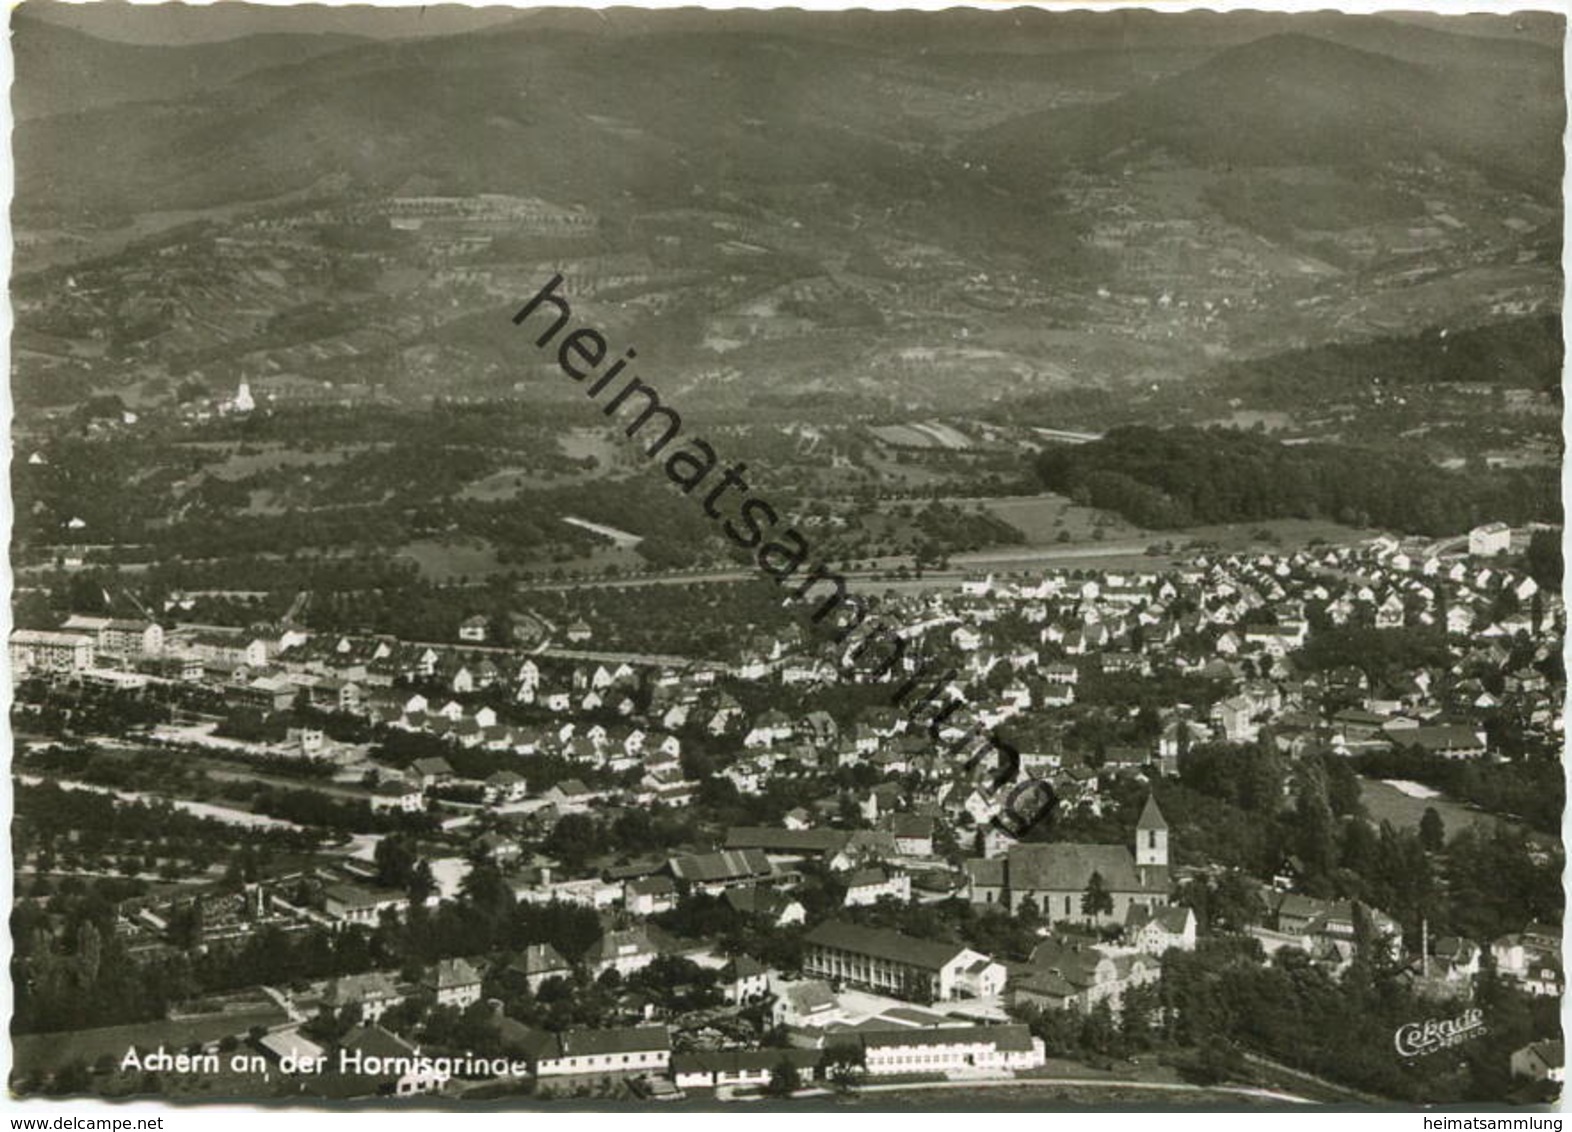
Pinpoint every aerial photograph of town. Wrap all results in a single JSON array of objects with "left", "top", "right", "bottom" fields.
[{"left": 5, "top": 0, "right": 1566, "bottom": 1111}]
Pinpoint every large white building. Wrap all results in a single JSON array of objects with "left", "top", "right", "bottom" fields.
[
  {"left": 802, "top": 921, "right": 1006, "bottom": 1001},
  {"left": 10, "top": 629, "right": 95, "bottom": 675},
  {"left": 520, "top": 1026, "right": 671, "bottom": 1078},
  {"left": 61, "top": 615, "right": 164, "bottom": 659},
  {"left": 1468, "top": 522, "right": 1512, "bottom": 557},
  {"left": 860, "top": 1024, "right": 1045, "bottom": 1076}
]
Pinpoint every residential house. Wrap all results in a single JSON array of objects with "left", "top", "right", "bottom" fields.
[
  {"left": 584, "top": 928, "right": 660, "bottom": 978},
  {"left": 336, "top": 1025, "right": 448, "bottom": 1097},
  {"left": 1511, "top": 1040, "right": 1564, "bottom": 1083},
  {"left": 483, "top": 770, "right": 529, "bottom": 805},
  {"left": 370, "top": 781, "right": 426, "bottom": 814},
  {"left": 508, "top": 943, "right": 573, "bottom": 992},
  {"left": 1125, "top": 904, "right": 1197, "bottom": 954},
  {"left": 719, "top": 955, "right": 771, "bottom": 1005},
  {"left": 843, "top": 867, "right": 911, "bottom": 908},
  {"left": 769, "top": 978, "right": 846, "bottom": 1029},
  {"left": 890, "top": 813, "right": 935, "bottom": 857},
  {"left": 423, "top": 958, "right": 483, "bottom": 1009},
  {"left": 323, "top": 884, "right": 410, "bottom": 927},
  {"left": 322, "top": 972, "right": 404, "bottom": 1023},
  {"left": 1012, "top": 941, "right": 1160, "bottom": 1014},
  {"left": 408, "top": 756, "right": 455, "bottom": 789},
  {"left": 624, "top": 875, "right": 679, "bottom": 917},
  {"left": 723, "top": 885, "right": 806, "bottom": 927}
]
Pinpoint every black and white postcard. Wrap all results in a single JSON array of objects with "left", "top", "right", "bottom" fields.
[{"left": 6, "top": 0, "right": 1566, "bottom": 1110}]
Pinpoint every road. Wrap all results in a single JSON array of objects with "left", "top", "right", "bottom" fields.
[
  {"left": 1031, "top": 427, "right": 1105, "bottom": 444},
  {"left": 540, "top": 646, "right": 730, "bottom": 669},
  {"left": 1240, "top": 1052, "right": 1387, "bottom": 1105},
  {"left": 847, "top": 1076, "right": 1316, "bottom": 1104},
  {"left": 950, "top": 541, "right": 1154, "bottom": 566}
]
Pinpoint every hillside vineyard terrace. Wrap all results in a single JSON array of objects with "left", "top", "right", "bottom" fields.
[{"left": 513, "top": 273, "right": 1058, "bottom": 836}]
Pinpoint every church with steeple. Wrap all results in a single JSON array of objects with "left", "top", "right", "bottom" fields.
[{"left": 965, "top": 794, "right": 1173, "bottom": 927}]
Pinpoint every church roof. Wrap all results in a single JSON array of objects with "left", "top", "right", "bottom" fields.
[
  {"left": 1007, "top": 843, "right": 1168, "bottom": 895},
  {"left": 1136, "top": 794, "right": 1168, "bottom": 832}
]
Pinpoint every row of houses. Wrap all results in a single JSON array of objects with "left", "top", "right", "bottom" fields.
[{"left": 269, "top": 1014, "right": 1046, "bottom": 1098}]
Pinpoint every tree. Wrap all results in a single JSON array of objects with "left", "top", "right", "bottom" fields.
[
  {"left": 1323, "top": 755, "right": 1364, "bottom": 818},
  {"left": 1290, "top": 759, "right": 1337, "bottom": 885},
  {"left": 1082, "top": 871, "right": 1114, "bottom": 920},
  {"left": 408, "top": 859, "right": 436, "bottom": 905},
  {"left": 1525, "top": 528, "right": 1562, "bottom": 591},
  {"left": 543, "top": 813, "right": 601, "bottom": 870},
  {"left": 375, "top": 835, "right": 418, "bottom": 890},
  {"left": 1419, "top": 807, "right": 1445, "bottom": 853},
  {"left": 459, "top": 860, "right": 516, "bottom": 938},
  {"left": 765, "top": 1056, "right": 802, "bottom": 1097},
  {"left": 820, "top": 1045, "right": 865, "bottom": 1090},
  {"left": 898, "top": 970, "right": 936, "bottom": 1007},
  {"left": 1016, "top": 894, "right": 1043, "bottom": 928}
]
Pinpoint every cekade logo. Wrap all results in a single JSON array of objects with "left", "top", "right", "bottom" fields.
[{"left": 1394, "top": 1009, "right": 1488, "bottom": 1058}]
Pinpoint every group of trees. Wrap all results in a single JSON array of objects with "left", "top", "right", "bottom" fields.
[
  {"left": 14, "top": 778, "right": 321, "bottom": 881},
  {"left": 1036, "top": 426, "right": 1558, "bottom": 536},
  {"left": 1155, "top": 938, "right": 1557, "bottom": 1103},
  {"left": 540, "top": 810, "right": 698, "bottom": 872},
  {"left": 1352, "top": 746, "right": 1563, "bottom": 836},
  {"left": 1209, "top": 316, "right": 1564, "bottom": 399},
  {"left": 12, "top": 888, "right": 195, "bottom": 1036},
  {"left": 1162, "top": 744, "right": 1560, "bottom": 949},
  {"left": 1295, "top": 624, "right": 1452, "bottom": 693}
]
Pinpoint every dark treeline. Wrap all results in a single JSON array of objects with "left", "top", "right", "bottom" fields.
[
  {"left": 1209, "top": 315, "right": 1564, "bottom": 397},
  {"left": 1036, "top": 426, "right": 1559, "bottom": 535},
  {"left": 1154, "top": 938, "right": 1560, "bottom": 1103},
  {"left": 1165, "top": 751, "right": 1560, "bottom": 945},
  {"left": 10, "top": 856, "right": 610, "bottom": 1037},
  {"left": 1294, "top": 624, "right": 1453, "bottom": 691}
]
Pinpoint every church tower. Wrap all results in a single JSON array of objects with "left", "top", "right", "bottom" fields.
[{"left": 1135, "top": 794, "right": 1169, "bottom": 868}]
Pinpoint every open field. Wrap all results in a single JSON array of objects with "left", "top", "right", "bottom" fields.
[
  {"left": 180, "top": 442, "right": 359, "bottom": 481},
  {"left": 1177, "top": 517, "right": 1379, "bottom": 551},
  {"left": 1358, "top": 776, "right": 1523, "bottom": 838},
  {"left": 964, "top": 493, "right": 1145, "bottom": 546},
  {"left": 951, "top": 496, "right": 1373, "bottom": 558},
  {"left": 559, "top": 429, "right": 622, "bottom": 469},
  {"left": 395, "top": 537, "right": 510, "bottom": 582},
  {"left": 858, "top": 452, "right": 962, "bottom": 491},
  {"left": 458, "top": 463, "right": 605, "bottom": 501}
]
